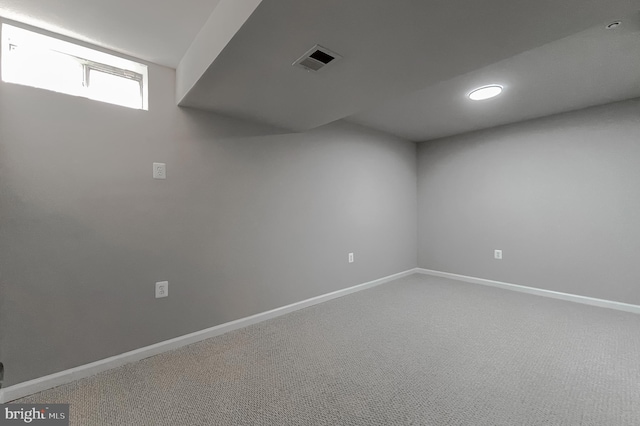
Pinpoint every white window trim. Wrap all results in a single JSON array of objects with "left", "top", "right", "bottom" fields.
[{"left": 1, "top": 23, "right": 149, "bottom": 110}]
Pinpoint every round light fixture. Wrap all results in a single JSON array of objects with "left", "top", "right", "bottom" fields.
[
  {"left": 468, "top": 85, "right": 503, "bottom": 101},
  {"left": 606, "top": 21, "right": 622, "bottom": 29}
]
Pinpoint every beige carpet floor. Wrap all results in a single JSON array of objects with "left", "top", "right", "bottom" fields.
[{"left": 14, "top": 274, "right": 640, "bottom": 425}]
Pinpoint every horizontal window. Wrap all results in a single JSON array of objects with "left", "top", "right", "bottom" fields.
[{"left": 1, "top": 24, "right": 148, "bottom": 110}]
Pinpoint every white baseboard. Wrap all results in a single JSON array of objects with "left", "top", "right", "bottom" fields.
[
  {"left": 0, "top": 268, "right": 418, "bottom": 403},
  {"left": 416, "top": 268, "right": 640, "bottom": 315}
]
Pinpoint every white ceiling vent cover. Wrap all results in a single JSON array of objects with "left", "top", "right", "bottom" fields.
[{"left": 293, "top": 45, "right": 342, "bottom": 72}]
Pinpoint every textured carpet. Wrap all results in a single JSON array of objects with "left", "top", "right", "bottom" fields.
[{"left": 14, "top": 274, "right": 640, "bottom": 425}]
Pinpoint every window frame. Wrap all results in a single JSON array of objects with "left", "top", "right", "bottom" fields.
[{"left": 1, "top": 23, "right": 149, "bottom": 110}]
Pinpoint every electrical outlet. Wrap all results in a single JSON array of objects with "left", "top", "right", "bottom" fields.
[
  {"left": 348, "top": 252, "right": 354, "bottom": 263},
  {"left": 494, "top": 250, "right": 503, "bottom": 260},
  {"left": 153, "top": 163, "right": 166, "bottom": 179},
  {"left": 155, "top": 281, "right": 168, "bottom": 298}
]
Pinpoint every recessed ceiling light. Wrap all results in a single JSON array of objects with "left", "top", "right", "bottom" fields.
[
  {"left": 606, "top": 21, "right": 622, "bottom": 29},
  {"left": 468, "top": 85, "right": 503, "bottom": 101}
]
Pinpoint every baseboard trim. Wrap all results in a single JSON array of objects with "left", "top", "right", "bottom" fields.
[
  {"left": 0, "top": 268, "right": 417, "bottom": 403},
  {"left": 416, "top": 268, "right": 640, "bottom": 315}
]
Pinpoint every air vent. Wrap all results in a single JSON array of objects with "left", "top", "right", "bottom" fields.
[{"left": 293, "top": 45, "right": 342, "bottom": 72}]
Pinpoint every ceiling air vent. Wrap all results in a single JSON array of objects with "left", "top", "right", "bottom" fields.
[{"left": 293, "top": 45, "right": 342, "bottom": 72}]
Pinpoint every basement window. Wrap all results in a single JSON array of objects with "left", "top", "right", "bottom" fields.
[{"left": 1, "top": 24, "right": 148, "bottom": 110}]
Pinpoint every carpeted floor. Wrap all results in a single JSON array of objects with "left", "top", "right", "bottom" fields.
[{"left": 14, "top": 274, "right": 640, "bottom": 425}]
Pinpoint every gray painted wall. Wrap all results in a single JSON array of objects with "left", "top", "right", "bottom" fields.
[
  {"left": 417, "top": 98, "right": 640, "bottom": 305},
  {"left": 0, "top": 63, "right": 417, "bottom": 386}
]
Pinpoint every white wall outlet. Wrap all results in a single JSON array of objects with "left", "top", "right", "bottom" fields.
[
  {"left": 494, "top": 250, "right": 503, "bottom": 260},
  {"left": 155, "top": 281, "right": 169, "bottom": 298},
  {"left": 348, "top": 252, "right": 354, "bottom": 263},
  {"left": 153, "top": 163, "right": 166, "bottom": 179}
]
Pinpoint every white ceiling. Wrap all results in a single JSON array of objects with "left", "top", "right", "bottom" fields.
[
  {"left": 178, "top": 0, "right": 639, "bottom": 132},
  {"left": 1, "top": 0, "right": 639, "bottom": 141},
  {"left": 348, "top": 12, "right": 640, "bottom": 141},
  {"left": 0, "top": 0, "right": 222, "bottom": 67}
]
